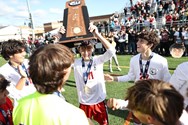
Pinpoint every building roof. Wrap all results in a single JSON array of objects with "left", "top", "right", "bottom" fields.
[
  {"left": 0, "top": 26, "right": 8, "bottom": 29},
  {"left": 90, "top": 13, "right": 114, "bottom": 20}
]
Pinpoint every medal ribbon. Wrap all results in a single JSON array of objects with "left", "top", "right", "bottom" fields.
[
  {"left": 53, "top": 91, "right": 65, "bottom": 100},
  {"left": 0, "top": 108, "right": 10, "bottom": 125},
  {"left": 139, "top": 54, "right": 153, "bottom": 79},
  {"left": 82, "top": 57, "right": 93, "bottom": 84}
]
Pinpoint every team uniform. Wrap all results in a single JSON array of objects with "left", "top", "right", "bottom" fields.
[
  {"left": 73, "top": 47, "right": 115, "bottom": 124},
  {"left": 169, "top": 62, "right": 188, "bottom": 111},
  {"left": 117, "top": 53, "right": 171, "bottom": 82},
  {"left": 0, "top": 97, "right": 13, "bottom": 125},
  {"left": 13, "top": 91, "right": 89, "bottom": 125},
  {"left": 0, "top": 59, "right": 36, "bottom": 104},
  {"left": 116, "top": 53, "right": 171, "bottom": 124}
]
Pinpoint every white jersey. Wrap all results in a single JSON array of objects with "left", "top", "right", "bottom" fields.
[
  {"left": 0, "top": 59, "right": 36, "bottom": 103},
  {"left": 118, "top": 53, "right": 171, "bottom": 82},
  {"left": 169, "top": 62, "right": 188, "bottom": 109},
  {"left": 73, "top": 48, "right": 115, "bottom": 105}
]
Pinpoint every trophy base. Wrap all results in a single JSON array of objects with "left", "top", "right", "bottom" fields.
[{"left": 58, "top": 36, "right": 96, "bottom": 44}]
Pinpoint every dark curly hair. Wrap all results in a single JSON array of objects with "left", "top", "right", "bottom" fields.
[
  {"left": 138, "top": 31, "right": 160, "bottom": 50},
  {"left": 0, "top": 74, "right": 10, "bottom": 92},
  {"left": 29, "top": 44, "right": 74, "bottom": 94},
  {"left": 1, "top": 39, "right": 25, "bottom": 60}
]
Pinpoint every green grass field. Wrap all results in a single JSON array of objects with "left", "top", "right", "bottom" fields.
[{"left": 0, "top": 55, "right": 187, "bottom": 125}]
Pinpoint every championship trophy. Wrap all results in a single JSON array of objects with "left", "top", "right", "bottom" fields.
[{"left": 59, "top": 0, "right": 95, "bottom": 44}]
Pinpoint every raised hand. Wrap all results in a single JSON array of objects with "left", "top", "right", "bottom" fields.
[
  {"left": 17, "top": 65, "right": 27, "bottom": 78},
  {"left": 104, "top": 74, "right": 114, "bottom": 82},
  {"left": 59, "top": 26, "right": 66, "bottom": 34},
  {"left": 107, "top": 98, "right": 121, "bottom": 110},
  {"left": 88, "top": 22, "right": 98, "bottom": 36}
]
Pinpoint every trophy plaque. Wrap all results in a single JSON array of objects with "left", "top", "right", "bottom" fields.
[{"left": 59, "top": 0, "right": 95, "bottom": 44}]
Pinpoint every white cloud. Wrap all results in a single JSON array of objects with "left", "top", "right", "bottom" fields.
[
  {"left": 14, "top": 10, "right": 29, "bottom": 19},
  {"left": 17, "top": 5, "right": 28, "bottom": 11},
  {"left": 33, "top": 9, "right": 47, "bottom": 17},
  {"left": 0, "top": 1, "right": 15, "bottom": 15},
  {"left": 49, "top": 8, "right": 63, "bottom": 14},
  {"left": 30, "top": 0, "right": 40, "bottom": 5},
  {"left": 9, "top": 0, "right": 19, "bottom": 4},
  {"left": 0, "top": 1, "right": 68, "bottom": 26}
]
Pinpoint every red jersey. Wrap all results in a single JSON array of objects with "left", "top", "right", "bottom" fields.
[{"left": 0, "top": 97, "right": 13, "bottom": 125}]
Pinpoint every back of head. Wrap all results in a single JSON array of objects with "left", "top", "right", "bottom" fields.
[
  {"left": 0, "top": 74, "right": 10, "bottom": 92},
  {"left": 29, "top": 44, "right": 74, "bottom": 94},
  {"left": 138, "top": 31, "right": 160, "bottom": 50},
  {"left": 126, "top": 79, "right": 184, "bottom": 125},
  {"left": 1, "top": 39, "right": 25, "bottom": 60}
]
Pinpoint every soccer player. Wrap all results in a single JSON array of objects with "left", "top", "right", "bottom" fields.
[
  {"left": 0, "top": 39, "right": 36, "bottom": 105},
  {"left": 105, "top": 30, "right": 171, "bottom": 83},
  {"left": 59, "top": 23, "right": 115, "bottom": 125},
  {"left": 169, "top": 61, "right": 188, "bottom": 113},
  {"left": 13, "top": 44, "right": 91, "bottom": 125},
  {"left": 104, "top": 30, "right": 171, "bottom": 124},
  {"left": 0, "top": 74, "right": 13, "bottom": 125},
  {"left": 107, "top": 79, "right": 188, "bottom": 125}
]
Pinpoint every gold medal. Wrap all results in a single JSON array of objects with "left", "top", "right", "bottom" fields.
[{"left": 84, "top": 86, "right": 90, "bottom": 94}]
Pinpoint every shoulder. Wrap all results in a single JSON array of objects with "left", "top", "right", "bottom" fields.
[
  {"left": 5, "top": 97, "right": 13, "bottom": 109},
  {"left": 65, "top": 102, "right": 84, "bottom": 113},
  {"left": 153, "top": 53, "right": 167, "bottom": 61},
  {"left": 177, "top": 62, "right": 188, "bottom": 68},
  {"left": 0, "top": 63, "right": 10, "bottom": 71},
  {"left": 16, "top": 92, "right": 81, "bottom": 112},
  {"left": 133, "top": 53, "right": 140, "bottom": 58},
  {"left": 74, "top": 58, "right": 82, "bottom": 65},
  {"left": 16, "top": 92, "right": 38, "bottom": 106},
  {"left": 0, "top": 63, "right": 12, "bottom": 76},
  {"left": 131, "top": 54, "right": 140, "bottom": 61},
  {"left": 0, "top": 98, "right": 13, "bottom": 109},
  {"left": 176, "top": 62, "right": 188, "bottom": 72}
]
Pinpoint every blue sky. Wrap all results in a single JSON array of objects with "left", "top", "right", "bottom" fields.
[{"left": 0, "top": 0, "right": 132, "bottom": 27}]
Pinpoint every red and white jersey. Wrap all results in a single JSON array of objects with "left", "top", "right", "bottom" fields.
[
  {"left": 118, "top": 53, "right": 171, "bottom": 82},
  {"left": 73, "top": 48, "right": 115, "bottom": 105},
  {"left": 169, "top": 62, "right": 188, "bottom": 108},
  {"left": 0, "top": 97, "right": 13, "bottom": 125}
]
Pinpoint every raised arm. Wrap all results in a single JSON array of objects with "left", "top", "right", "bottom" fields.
[{"left": 88, "top": 22, "right": 112, "bottom": 49}]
